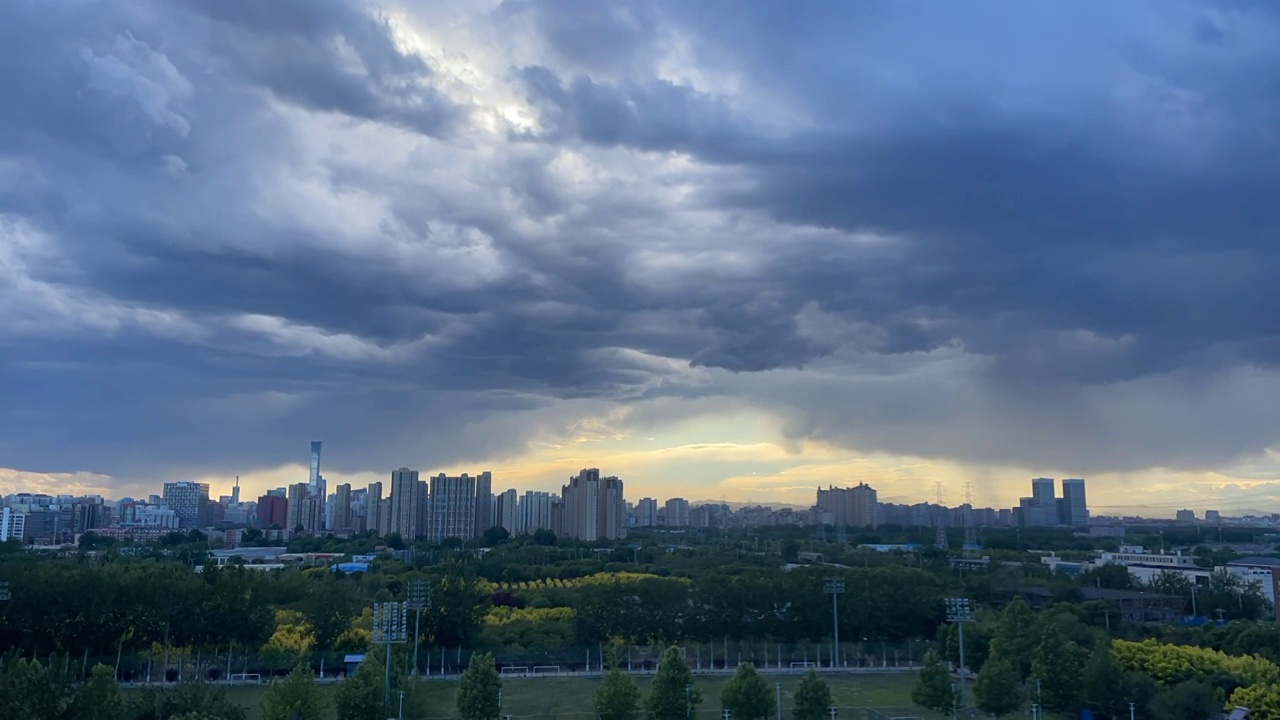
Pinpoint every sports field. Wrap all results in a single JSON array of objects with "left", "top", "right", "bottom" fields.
[{"left": 220, "top": 671, "right": 928, "bottom": 720}]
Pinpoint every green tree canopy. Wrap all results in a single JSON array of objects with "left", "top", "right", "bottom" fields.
[
  {"left": 1150, "top": 681, "right": 1221, "bottom": 720},
  {"left": 1032, "top": 624, "right": 1084, "bottom": 713},
  {"left": 648, "top": 647, "right": 701, "bottom": 720},
  {"left": 75, "top": 664, "right": 123, "bottom": 720},
  {"left": 794, "top": 669, "right": 832, "bottom": 720},
  {"left": 335, "top": 657, "right": 385, "bottom": 720},
  {"left": 261, "top": 663, "right": 328, "bottom": 720},
  {"left": 912, "top": 650, "right": 958, "bottom": 717},
  {"left": 974, "top": 657, "right": 1023, "bottom": 718},
  {"left": 457, "top": 652, "right": 502, "bottom": 720},
  {"left": 989, "top": 597, "right": 1037, "bottom": 679},
  {"left": 596, "top": 661, "right": 643, "bottom": 720},
  {"left": 1083, "top": 646, "right": 1129, "bottom": 719},
  {"left": 721, "top": 663, "right": 773, "bottom": 720}
]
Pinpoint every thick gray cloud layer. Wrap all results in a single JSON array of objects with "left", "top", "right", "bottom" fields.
[{"left": 2, "top": 0, "right": 1280, "bottom": 483}]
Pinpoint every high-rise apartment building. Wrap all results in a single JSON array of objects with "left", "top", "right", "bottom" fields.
[
  {"left": 599, "top": 476, "right": 625, "bottom": 540},
  {"left": 415, "top": 477, "right": 430, "bottom": 539},
  {"left": 815, "top": 483, "right": 879, "bottom": 527},
  {"left": 663, "top": 498, "right": 690, "bottom": 527},
  {"left": 516, "top": 491, "right": 554, "bottom": 534},
  {"left": 564, "top": 469, "right": 601, "bottom": 539},
  {"left": 389, "top": 468, "right": 420, "bottom": 540},
  {"left": 162, "top": 481, "right": 210, "bottom": 529},
  {"left": 474, "top": 471, "right": 493, "bottom": 537},
  {"left": 0, "top": 507, "right": 25, "bottom": 542},
  {"left": 286, "top": 482, "right": 308, "bottom": 531},
  {"left": 300, "top": 496, "right": 324, "bottom": 533},
  {"left": 333, "top": 483, "right": 352, "bottom": 532},
  {"left": 366, "top": 482, "right": 383, "bottom": 535},
  {"left": 428, "top": 473, "right": 476, "bottom": 541},
  {"left": 494, "top": 488, "right": 517, "bottom": 535},
  {"left": 256, "top": 494, "right": 288, "bottom": 528},
  {"left": 636, "top": 498, "right": 658, "bottom": 527},
  {"left": 1059, "top": 478, "right": 1089, "bottom": 527},
  {"left": 561, "top": 469, "right": 626, "bottom": 541}
]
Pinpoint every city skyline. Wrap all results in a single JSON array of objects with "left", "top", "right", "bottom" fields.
[
  {"left": 4, "top": 2, "right": 1280, "bottom": 516},
  {"left": 0, "top": 449, "right": 1266, "bottom": 519}
]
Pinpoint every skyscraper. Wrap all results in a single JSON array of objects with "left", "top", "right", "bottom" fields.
[
  {"left": 309, "top": 441, "right": 323, "bottom": 493},
  {"left": 366, "top": 482, "right": 383, "bottom": 535},
  {"left": 562, "top": 469, "right": 626, "bottom": 541},
  {"left": 663, "top": 498, "right": 690, "bottom": 527},
  {"left": 516, "top": 491, "right": 554, "bottom": 534},
  {"left": 389, "top": 468, "right": 420, "bottom": 540},
  {"left": 494, "top": 488, "right": 517, "bottom": 535},
  {"left": 563, "top": 469, "right": 601, "bottom": 539},
  {"left": 598, "top": 476, "right": 626, "bottom": 540},
  {"left": 474, "top": 471, "right": 493, "bottom": 537},
  {"left": 162, "top": 481, "right": 210, "bottom": 529},
  {"left": 1031, "top": 477, "right": 1057, "bottom": 526},
  {"left": 428, "top": 473, "right": 476, "bottom": 541},
  {"left": 1060, "top": 478, "right": 1089, "bottom": 527},
  {"left": 285, "top": 482, "right": 309, "bottom": 532},
  {"left": 636, "top": 498, "right": 658, "bottom": 527},
  {"left": 333, "top": 483, "right": 352, "bottom": 532}
]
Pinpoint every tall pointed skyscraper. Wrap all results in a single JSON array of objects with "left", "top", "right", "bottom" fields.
[{"left": 308, "top": 441, "right": 323, "bottom": 495}]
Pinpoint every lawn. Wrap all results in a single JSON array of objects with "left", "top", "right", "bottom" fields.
[{"left": 219, "top": 671, "right": 929, "bottom": 720}]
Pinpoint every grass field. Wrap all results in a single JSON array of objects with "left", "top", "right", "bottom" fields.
[{"left": 219, "top": 671, "right": 928, "bottom": 720}]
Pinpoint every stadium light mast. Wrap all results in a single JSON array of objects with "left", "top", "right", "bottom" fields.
[
  {"left": 944, "top": 598, "right": 973, "bottom": 712},
  {"left": 824, "top": 578, "right": 845, "bottom": 667},
  {"left": 407, "top": 579, "right": 432, "bottom": 676},
  {"left": 373, "top": 601, "right": 409, "bottom": 707}
]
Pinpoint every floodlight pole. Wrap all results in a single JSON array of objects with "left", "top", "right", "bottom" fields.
[
  {"left": 945, "top": 598, "right": 973, "bottom": 714},
  {"left": 407, "top": 580, "right": 431, "bottom": 677},
  {"left": 825, "top": 579, "right": 845, "bottom": 668},
  {"left": 373, "top": 601, "right": 409, "bottom": 707}
]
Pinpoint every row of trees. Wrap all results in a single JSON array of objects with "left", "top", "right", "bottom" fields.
[
  {"left": 0, "top": 555, "right": 949, "bottom": 662},
  {"left": 912, "top": 596, "right": 1280, "bottom": 720}
]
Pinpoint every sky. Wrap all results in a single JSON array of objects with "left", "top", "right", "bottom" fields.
[{"left": 3, "top": 0, "right": 1280, "bottom": 516}]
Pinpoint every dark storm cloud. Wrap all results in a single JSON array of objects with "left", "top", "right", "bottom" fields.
[
  {"left": 175, "top": 0, "right": 461, "bottom": 137},
  {"left": 515, "top": 0, "right": 1280, "bottom": 386},
  {"left": 5, "top": 0, "right": 1280, "bottom": 484}
]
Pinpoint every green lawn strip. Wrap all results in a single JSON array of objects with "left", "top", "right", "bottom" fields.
[{"left": 180, "top": 671, "right": 929, "bottom": 720}]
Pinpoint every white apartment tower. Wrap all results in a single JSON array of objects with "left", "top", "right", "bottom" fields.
[
  {"left": 0, "top": 507, "right": 25, "bottom": 543},
  {"left": 428, "top": 473, "right": 477, "bottom": 541},
  {"left": 516, "top": 491, "right": 554, "bottom": 534}
]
